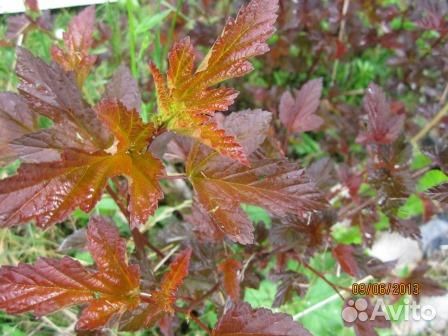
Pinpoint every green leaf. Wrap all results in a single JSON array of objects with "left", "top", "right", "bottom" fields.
[
  {"left": 331, "top": 224, "right": 362, "bottom": 245},
  {"left": 397, "top": 194, "right": 423, "bottom": 219},
  {"left": 136, "top": 10, "right": 172, "bottom": 34},
  {"left": 410, "top": 151, "right": 431, "bottom": 170},
  {"left": 241, "top": 204, "right": 271, "bottom": 227},
  {"left": 244, "top": 280, "right": 276, "bottom": 308},
  {"left": 417, "top": 170, "right": 448, "bottom": 192}
]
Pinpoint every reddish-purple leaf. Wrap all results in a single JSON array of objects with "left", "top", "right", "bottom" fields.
[
  {"left": 187, "top": 144, "right": 327, "bottom": 244},
  {"left": 51, "top": 6, "right": 97, "bottom": 86},
  {"left": 16, "top": 47, "right": 112, "bottom": 152},
  {"left": 356, "top": 83, "right": 404, "bottom": 144},
  {"left": 151, "top": 0, "right": 279, "bottom": 163},
  {"left": 5, "top": 15, "right": 31, "bottom": 41},
  {"left": 0, "top": 217, "right": 141, "bottom": 330},
  {"left": 104, "top": 65, "right": 142, "bottom": 112},
  {"left": 218, "top": 109, "right": 272, "bottom": 157},
  {"left": 332, "top": 244, "right": 396, "bottom": 278},
  {"left": 118, "top": 248, "right": 192, "bottom": 331},
  {"left": 218, "top": 258, "right": 242, "bottom": 301},
  {"left": 0, "top": 92, "right": 39, "bottom": 164},
  {"left": 271, "top": 271, "right": 307, "bottom": 307},
  {"left": 212, "top": 302, "right": 311, "bottom": 336},
  {"left": 0, "top": 100, "right": 163, "bottom": 229},
  {"left": 151, "top": 248, "right": 192, "bottom": 313},
  {"left": 427, "top": 183, "right": 448, "bottom": 203},
  {"left": 25, "top": 0, "right": 39, "bottom": 12},
  {"left": 269, "top": 213, "right": 333, "bottom": 255},
  {"left": 332, "top": 244, "right": 362, "bottom": 277},
  {"left": 186, "top": 200, "right": 225, "bottom": 242},
  {"left": 279, "top": 78, "right": 324, "bottom": 133}
]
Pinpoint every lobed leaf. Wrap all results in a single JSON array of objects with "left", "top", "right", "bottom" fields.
[
  {"left": 356, "top": 83, "right": 404, "bottom": 145},
  {"left": 51, "top": 6, "right": 97, "bottom": 87},
  {"left": 186, "top": 200, "right": 225, "bottom": 242},
  {"left": 0, "top": 217, "right": 141, "bottom": 330},
  {"left": 218, "top": 109, "right": 272, "bottom": 157},
  {"left": 332, "top": 244, "right": 396, "bottom": 278},
  {"left": 0, "top": 92, "right": 39, "bottom": 164},
  {"left": 279, "top": 78, "right": 324, "bottom": 133},
  {"left": 271, "top": 271, "right": 307, "bottom": 308},
  {"left": 186, "top": 144, "right": 327, "bottom": 244},
  {"left": 196, "top": 0, "right": 279, "bottom": 84},
  {"left": 104, "top": 65, "right": 142, "bottom": 112},
  {"left": 332, "top": 244, "right": 361, "bottom": 277},
  {"left": 118, "top": 248, "right": 192, "bottom": 331},
  {"left": 16, "top": 47, "right": 111, "bottom": 152},
  {"left": 151, "top": 248, "right": 192, "bottom": 313},
  {"left": 0, "top": 100, "right": 163, "bottom": 229},
  {"left": 269, "top": 212, "right": 333, "bottom": 255},
  {"left": 427, "top": 183, "right": 448, "bottom": 203},
  {"left": 150, "top": 0, "right": 279, "bottom": 163},
  {"left": 212, "top": 302, "right": 311, "bottom": 336}
]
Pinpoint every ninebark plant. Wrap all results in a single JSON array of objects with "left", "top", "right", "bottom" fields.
[{"left": 0, "top": 1, "right": 446, "bottom": 335}]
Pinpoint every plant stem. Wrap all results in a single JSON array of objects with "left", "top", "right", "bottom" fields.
[
  {"left": 106, "top": 184, "right": 165, "bottom": 258},
  {"left": 106, "top": 185, "right": 130, "bottom": 219},
  {"left": 154, "top": 244, "right": 179, "bottom": 271},
  {"left": 160, "top": 173, "right": 187, "bottom": 180},
  {"left": 293, "top": 275, "right": 374, "bottom": 320},
  {"left": 164, "top": 0, "right": 184, "bottom": 58},
  {"left": 411, "top": 101, "right": 448, "bottom": 146},
  {"left": 175, "top": 306, "right": 211, "bottom": 334},
  {"left": 331, "top": 0, "right": 350, "bottom": 86},
  {"left": 126, "top": 0, "right": 138, "bottom": 77},
  {"left": 296, "top": 256, "right": 345, "bottom": 300},
  {"left": 186, "top": 282, "right": 220, "bottom": 311}
]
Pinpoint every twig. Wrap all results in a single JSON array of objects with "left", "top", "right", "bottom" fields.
[
  {"left": 440, "top": 82, "right": 448, "bottom": 105},
  {"left": 186, "top": 282, "right": 220, "bottom": 311},
  {"left": 296, "top": 256, "right": 345, "bottom": 300},
  {"left": 411, "top": 102, "right": 448, "bottom": 146},
  {"left": 293, "top": 275, "right": 373, "bottom": 320},
  {"left": 106, "top": 184, "right": 165, "bottom": 259},
  {"left": 41, "top": 317, "right": 65, "bottom": 335},
  {"left": 139, "top": 291, "right": 153, "bottom": 303},
  {"left": 159, "top": 173, "right": 187, "bottom": 180},
  {"left": 175, "top": 306, "right": 212, "bottom": 334},
  {"left": 338, "top": 197, "right": 377, "bottom": 220},
  {"left": 106, "top": 185, "right": 130, "bottom": 218},
  {"left": 154, "top": 244, "right": 179, "bottom": 272},
  {"left": 331, "top": 0, "right": 350, "bottom": 86},
  {"left": 188, "top": 314, "right": 211, "bottom": 335}
]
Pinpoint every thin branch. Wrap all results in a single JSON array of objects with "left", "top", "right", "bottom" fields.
[
  {"left": 411, "top": 101, "right": 448, "bottom": 146},
  {"left": 440, "top": 82, "right": 448, "bottom": 105},
  {"left": 175, "top": 306, "right": 212, "bottom": 334},
  {"left": 296, "top": 256, "right": 345, "bottom": 300},
  {"left": 106, "top": 185, "right": 130, "bottom": 219},
  {"left": 139, "top": 292, "right": 153, "bottom": 303},
  {"left": 154, "top": 244, "right": 179, "bottom": 272},
  {"left": 189, "top": 314, "right": 212, "bottom": 335},
  {"left": 331, "top": 0, "right": 350, "bottom": 86},
  {"left": 159, "top": 173, "right": 187, "bottom": 180},
  {"left": 186, "top": 282, "right": 220, "bottom": 311},
  {"left": 293, "top": 275, "right": 374, "bottom": 320},
  {"left": 338, "top": 197, "right": 377, "bottom": 220},
  {"left": 106, "top": 184, "right": 165, "bottom": 259}
]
